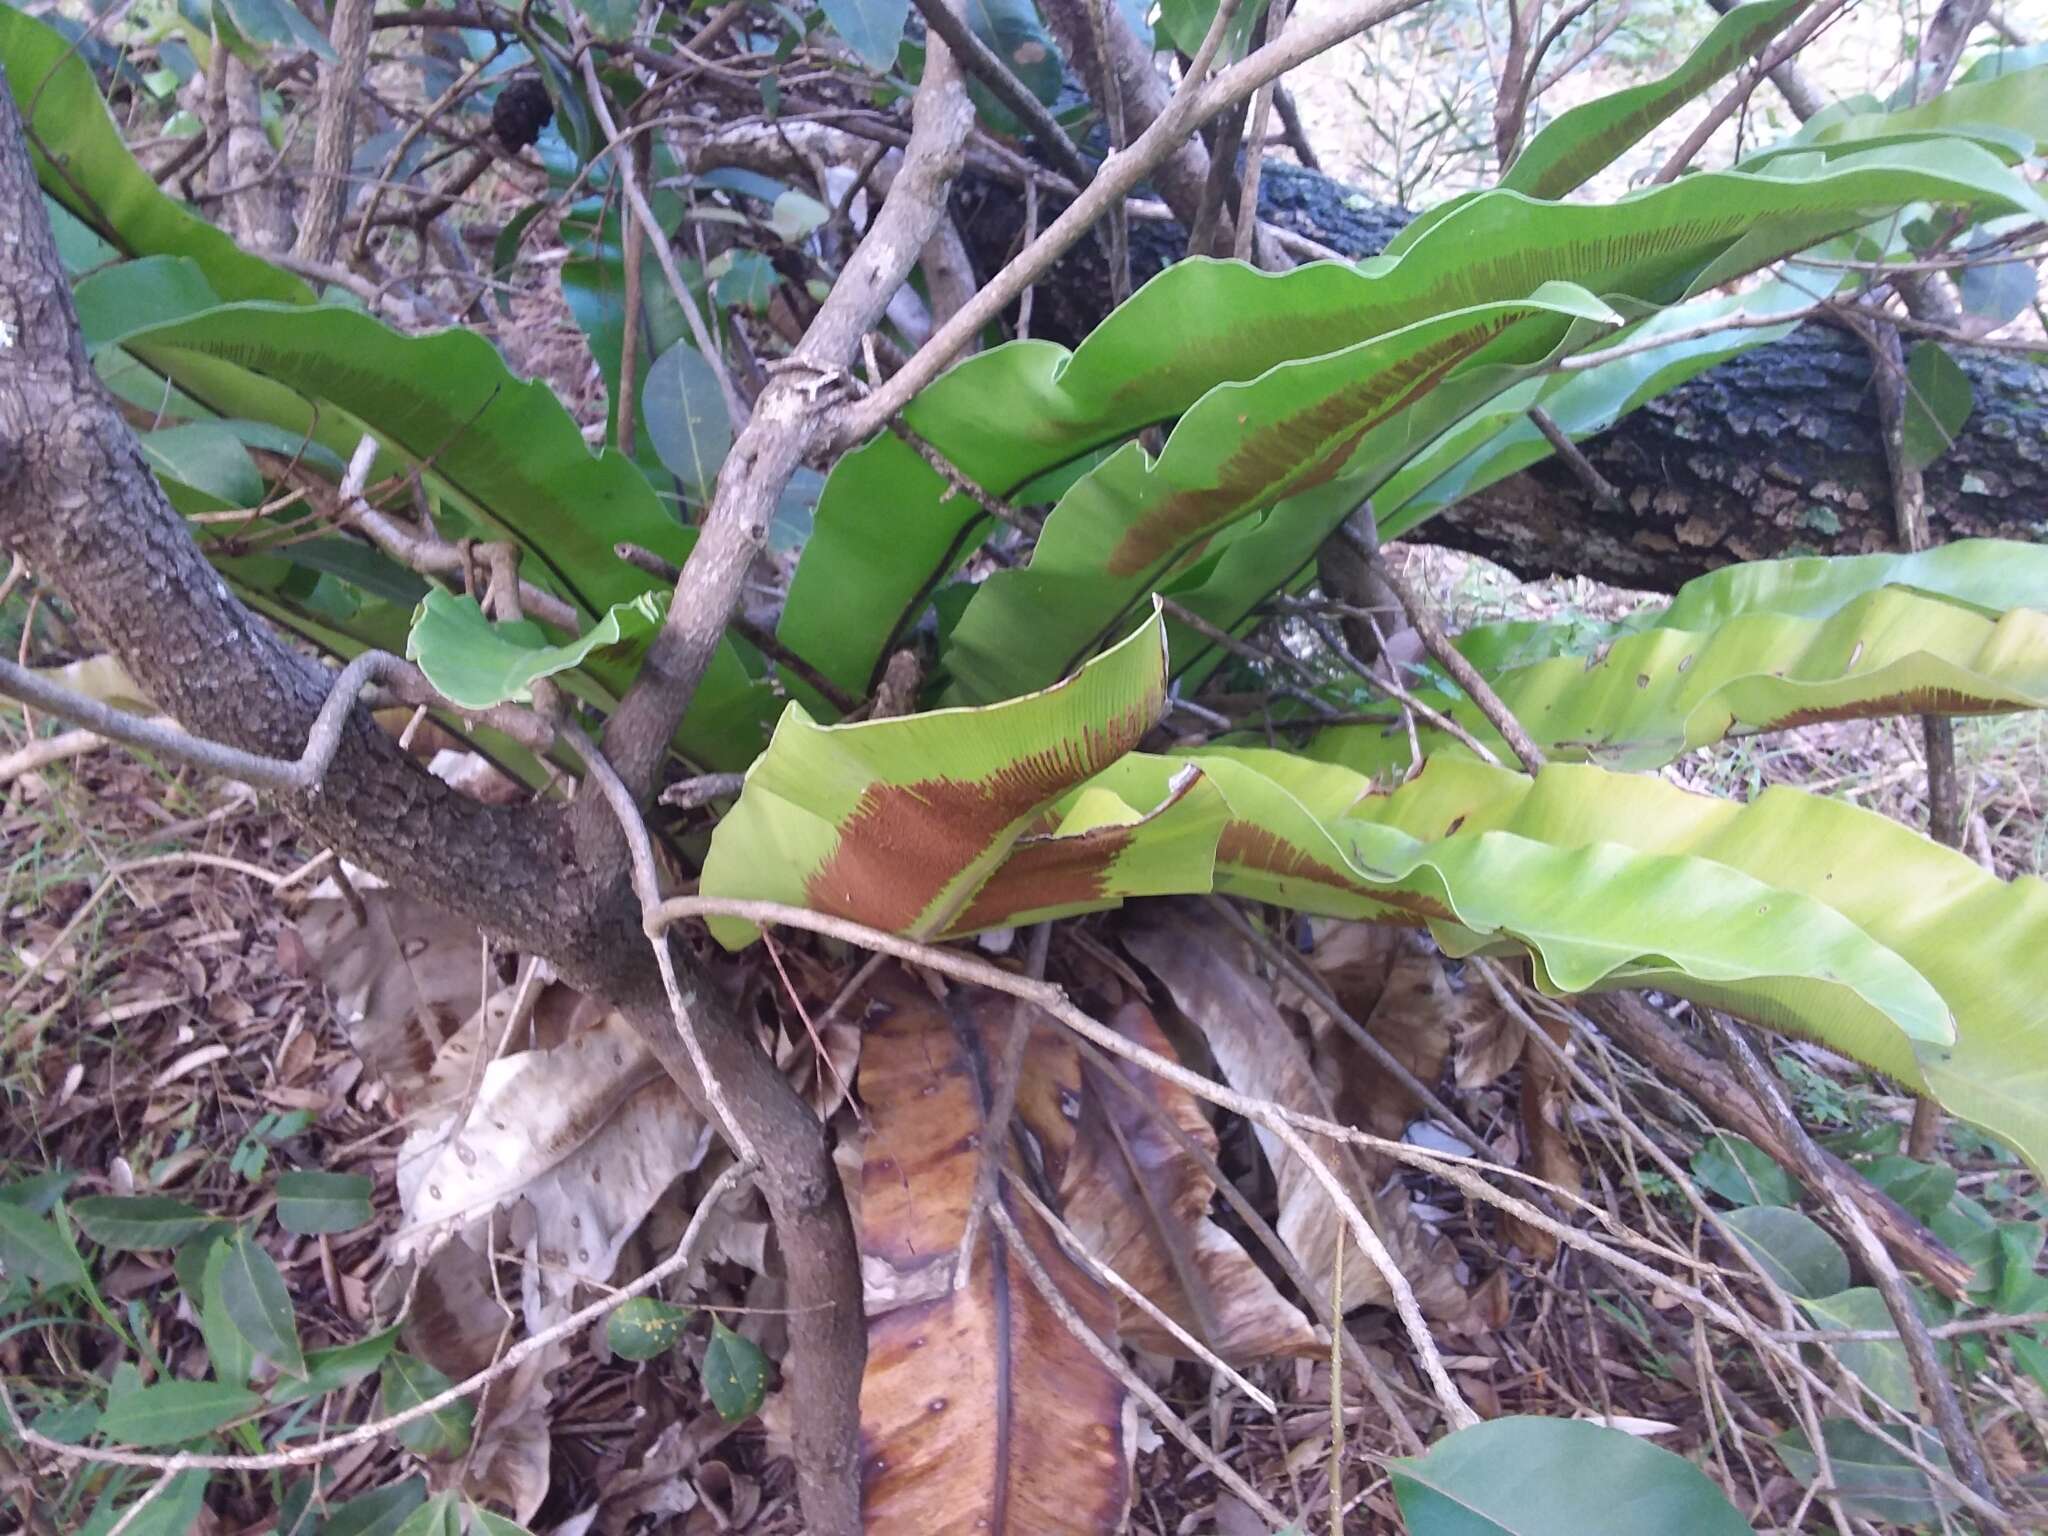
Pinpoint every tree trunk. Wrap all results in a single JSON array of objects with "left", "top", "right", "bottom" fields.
[
  {"left": 0, "top": 69, "right": 866, "bottom": 1534},
  {"left": 954, "top": 160, "right": 2048, "bottom": 593},
  {"left": 1438, "top": 329, "right": 2048, "bottom": 592}
]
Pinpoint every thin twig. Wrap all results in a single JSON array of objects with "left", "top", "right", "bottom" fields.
[
  {"left": 1528, "top": 406, "right": 1621, "bottom": 510},
  {"left": 832, "top": 0, "right": 1430, "bottom": 444},
  {"left": 953, "top": 923, "right": 1051, "bottom": 1288},
  {"left": 1353, "top": 533, "right": 1546, "bottom": 772},
  {"left": 560, "top": 722, "right": 759, "bottom": 1164},
  {"left": 889, "top": 418, "right": 1043, "bottom": 534},
  {"left": 1708, "top": 1012, "right": 2008, "bottom": 1528},
  {"left": 1002, "top": 1171, "right": 1276, "bottom": 1412},
  {"left": 907, "top": 0, "right": 1092, "bottom": 186},
  {"left": 576, "top": 32, "right": 749, "bottom": 431}
]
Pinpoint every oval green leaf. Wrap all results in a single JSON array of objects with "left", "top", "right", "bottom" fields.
[
  {"left": 98, "top": 1379, "right": 258, "bottom": 1447},
  {"left": 218, "top": 1227, "right": 306, "bottom": 1378},
  {"left": 702, "top": 1319, "right": 770, "bottom": 1422},
  {"left": 607, "top": 1297, "right": 695, "bottom": 1361},
  {"left": 1391, "top": 1416, "right": 1753, "bottom": 1535},
  {"left": 275, "top": 1170, "right": 375, "bottom": 1236},
  {"left": 70, "top": 1195, "right": 216, "bottom": 1251},
  {"left": 1721, "top": 1206, "right": 1849, "bottom": 1299},
  {"left": 379, "top": 1353, "right": 474, "bottom": 1459}
]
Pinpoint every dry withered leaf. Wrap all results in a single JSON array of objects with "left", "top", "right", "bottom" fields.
[
  {"left": 856, "top": 968, "right": 1129, "bottom": 1534},
  {"left": 1060, "top": 1002, "right": 1321, "bottom": 1363},
  {"left": 1449, "top": 966, "right": 1529, "bottom": 1090},
  {"left": 1125, "top": 909, "right": 1471, "bottom": 1323},
  {"left": 297, "top": 875, "right": 486, "bottom": 1108},
  {"left": 1504, "top": 1015, "right": 1579, "bottom": 1260},
  {"left": 395, "top": 1013, "right": 712, "bottom": 1316},
  {"left": 1312, "top": 944, "right": 1456, "bottom": 1140}
]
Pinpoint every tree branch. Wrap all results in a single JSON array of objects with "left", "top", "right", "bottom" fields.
[
  {"left": 592, "top": 2, "right": 978, "bottom": 805},
  {"left": 834, "top": 0, "right": 1429, "bottom": 444}
]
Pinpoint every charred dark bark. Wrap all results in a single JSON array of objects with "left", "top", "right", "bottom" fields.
[
  {"left": 954, "top": 160, "right": 2048, "bottom": 592},
  {"left": 1440, "top": 331, "right": 2048, "bottom": 591}
]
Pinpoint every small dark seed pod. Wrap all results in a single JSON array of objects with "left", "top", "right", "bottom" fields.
[{"left": 491, "top": 78, "right": 554, "bottom": 153}]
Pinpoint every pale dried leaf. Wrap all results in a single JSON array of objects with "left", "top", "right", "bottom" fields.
[
  {"left": 465, "top": 1349, "right": 557, "bottom": 1522},
  {"left": 1450, "top": 970, "right": 1527, "bottom": 1090},
  {"left": 1126, "top": 909, "right": 1470, "bottom": 1322},
  {"left": 1314, "top": 947, "right": 1455, "bottom": 1140},
  {"left": 1504, "top": 1017, "right": 1579, "bottom": 1260},
  {"left": 395, "top": 1014, "right": 711, "bottom": 1307},
  {"left": 1060, "top": 1003, "right": 1320, "bottom": 1362},
  {"left": 298, "top": 878, "right": 486, "bottom": 1109}
]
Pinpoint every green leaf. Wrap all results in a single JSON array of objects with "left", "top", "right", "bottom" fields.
[
  {"left": 568, "top": 0, "right": 636, "bottom": 40},
  {"left": 275, "top": 1171, "right": 374, "bottom": 1236},
  {"left": 963, "top": 0, "right": 1065, "bottom": 129},
  {"left": 1857, "top": 1154, "right": 1957, "bottom": 1222},
  {"left": 641, "top": 340, "right": 734, "bottom": 493},
  {"left": 33, "top": 1398, "right": 102, "bottom": 1444},
  {"left": 0, "top": 9, "right": 310, "bottom": 304},
  {"left": 606, "top": 1297, "right": 695, "bottom": 1361},
  {"left": 78, "top": 1469, "right": 211, "bottom": 1536},
  {"left": 1179, "top": 746, "right": 1954, "bottom": 1071},
  {"left": 1390, "top": 1416, "right": 1753, "bottom": 1535},
  {"left": 98, "top": 1379, "right": 258, "bottom": 1447},
  {"left": 701, "top": 606, "right": 1171, "bottom": 946},
  {"left": 768, "top": 190, "right": 830, "bottom": 244},
  {"left": 1338, "top": 754, "right": 2048, "bottom": 1175},
  {"left": 1301, "top": 547, "right": 2048, "bottom": 776},
  {"left": 195, "top": 1230, "right": 256, "bottom": 1388},
  {"left": 1993, "top": 1220, "right": 2046, "bottom": 1314},
  {"left": 1498, "top": 0, "right": 1811, "bottom": 200},
  {"left": 820, "top": 0, "right": 909, "bottom": 70},
  {"left": 406, "top": 588, "right": 667, "bottom": 712},
  {"left": 316, "top": 1478, "right": 428, "bottom": 1536},
  {"left": 713, "top": 249, "right": 777, "bottom": 311},
  {"left": 937, "top": 286, "right": 1619, "bottom": 706},
  {"left": 219, "top": 1228, "right": 307, "bottom": 1378},
  {"left": 269, "top": 1326, "right": 401, "bottom": 1406},
  {"left": 216, "top": 0, "right": 336, "bottom": 60},
  {"left": 1692, "top": 1134, "right": 1802, "bottom": 1208},
  {"left": 782, "top": 141, "right": 2042, "bottom": 706},
  {"left": 1790, "top": 64, "right": 2048, "bottom": 158},
  {"left": 389, "top": 1491, "right": 464, "bottom": 1536},
  {"left": 70, "top": 1195, "right": 216, "bottom": 1251},
  {"left": 1453, "top": 541, "right": 2048, "bottom": 677},
  {"left": 1774, "top": 1420, "right": 1957, "bottom": 1525},
  {"left": 1721, "top": 1206, "right": 1849, "bottom": 1298},
  {"left": 139, "top": 423, "right": 264, "bottom": 509},
  {"left": 0, "top": 1202, "right": 90, "bottom": 1288},
  {"left": 701, "top": 1319, "right": 770, "bottom": 1422},
  {"left": 379, "top": 1353, "right": 474, "bottom": 1459},
  {"left": 467, "top": 1503, "right": 538, "bottom": 1535},
  {"left": 1903, "top": 342, "right": 1974, "bottom": 471},
  {"left": 2009, "top": 1333, "right": 2048, "bottom": 1394},
  {"left": 1801, "top": 1287, "right": 1919, "bottom": 1411}
]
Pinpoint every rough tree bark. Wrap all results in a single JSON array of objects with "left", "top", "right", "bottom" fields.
[
  {"left": 953, "top": 160, "right": 2048, "bottom": 593},
  {"left": 0, "top": 67, "right": 867, "bottom": 1536}
]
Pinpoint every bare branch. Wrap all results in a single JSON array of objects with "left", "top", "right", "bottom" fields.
[
  {"left": 1709, "top": 1012, "right": 2009, "bottom": 1527},
  {"left": 836, "top": 0, "right": 1429, "bottom": 444},
  {"left": 908, "top": 0, "right": 1092, "bottom": 185},
  {"left": 294, "top": 0, "right": 374, "bottom": 264},
  {"left": 593, "top": 3, "right": 978, "bottom": 803}
]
